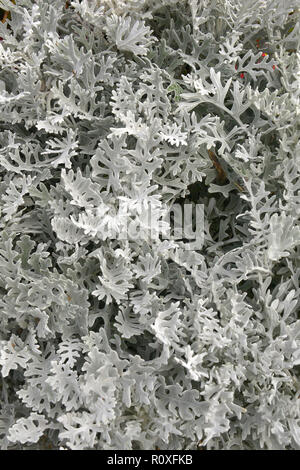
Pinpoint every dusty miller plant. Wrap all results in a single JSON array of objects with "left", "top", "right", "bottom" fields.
[{"left": 0, "top": 0, "right": 299, "bottom": 450}]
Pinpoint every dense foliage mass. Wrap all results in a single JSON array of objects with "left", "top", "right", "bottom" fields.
[{"left": 0, "top": 0, "right": 299, "bottom": 450}]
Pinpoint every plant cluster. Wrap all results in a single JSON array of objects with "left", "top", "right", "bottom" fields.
[{"left": 0, "top": 0, "right": 299, "bottom": 450}]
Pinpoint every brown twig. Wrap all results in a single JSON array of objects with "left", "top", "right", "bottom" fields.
[
  {"left": 208, "top": 148, "right": 244, "bottom": 192},
  {"left": 1, "top": 10, "right": 9, "bottom": 23},
  {"left": 208, "top": 148, "right": 227, "bottom": 184},
  {"left": 1, "top": 0, "right": 15, "bottom": 24}
]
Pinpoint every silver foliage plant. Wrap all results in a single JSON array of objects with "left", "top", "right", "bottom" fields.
[{"left": 0, "top": 0, "right": 299, "bottom": 450}]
